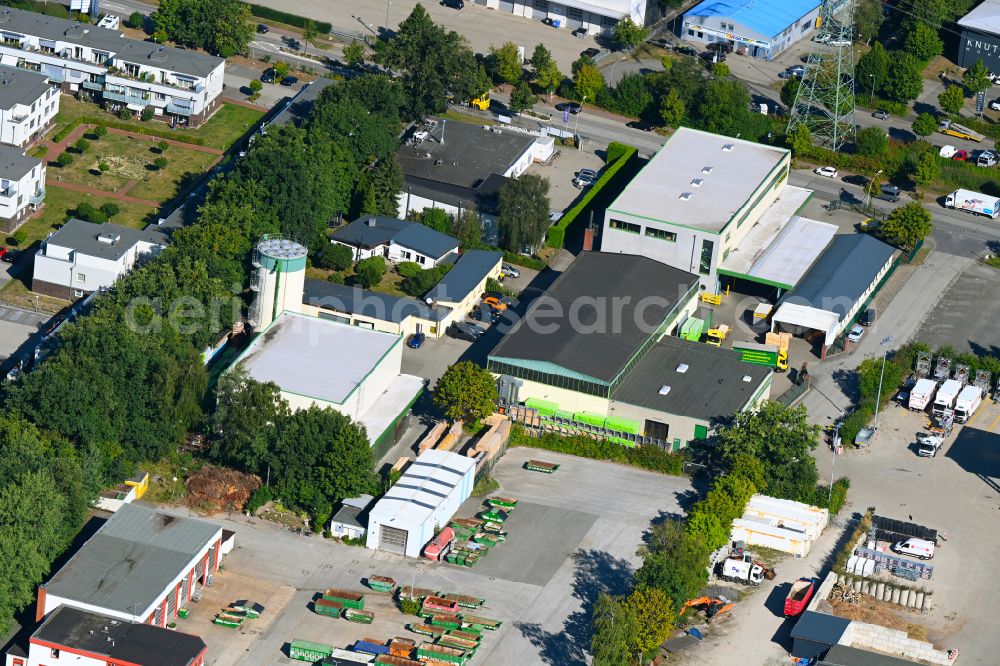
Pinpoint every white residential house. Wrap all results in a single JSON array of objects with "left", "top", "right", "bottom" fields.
[
  {"left": 0, "top": 65, "right": 58, "bottom": 147},
  {"left": 0, "top": 143, "right": 43, "bottom": 232},
  {"left": 32, "top": 219, "right": 167, "bottom": 299},
  {"left": 0, "top": 6, "right": 225, "bottom": 126},
  {"left": 330, "top": 216, "right": 460, "bottom": 267}
]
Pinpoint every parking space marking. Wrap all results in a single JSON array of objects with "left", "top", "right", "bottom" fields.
[
  {"left": 988, "top": 412, "right": 1000, "bottom": 432},
  {"left": 967, "top": 401, "right": 988, "bottom": 427}
]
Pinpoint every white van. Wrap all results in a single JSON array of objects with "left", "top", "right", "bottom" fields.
[{"left": 892, "top": 538, "right": 935, "bottom": 560}]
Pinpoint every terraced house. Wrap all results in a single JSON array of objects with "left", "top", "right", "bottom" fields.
[{"left": 0, "top": 6, "right": 224, "bottom": 126}]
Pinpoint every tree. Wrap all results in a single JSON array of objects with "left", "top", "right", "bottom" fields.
[
  {"left": 509, "top": 80, "right": 537, "bottom": 114},
  {"left": 780, "top": 78, "right": 801, "bottom": 108},
  {"left": 302, "top": 19, "right": 318, "bottom": 44},
  {"left": 497, "top": 174, "right": 550, "bottom": 253},
  {"left": 880, "top": 201, "right": 932, "bottom": 249},
  {"left": 912, "top": 150, "right": 940, "bottom": 188},
  {"left": 315, "top": 243, "right": 353, "bottom": 271},
  {"left": 127, "top": 10, "right": 145, "bottom": 29},
  {"left": 98, "top": 161, "right": 109, "bottom": 174},
  {"left": 153, "top": 0, "right": 252, "bottom": 57},
  {"left": 534, "top": 61, "right": 563, "bottom": 102},
  {"left": 881, "top": 52, "right": 923, "bottom": 102},
  {"left": 413, "top": 207, "right": 451, "bottom": 233},
  {"left": 634, "top": 519, "right": 712, "bottom": 610},
  {"left": 355, "top": 256, "right": 386, "bottom": 288},
  {"left": 433, "top": 361, "right": 498, "bottom": 423},
  {"left": 153, "top": 157, "right": 168, "bottom": 170},
  {"left": 591, "top": 593, "right": 637, "bottom": 666},
  {"left": 912, "top": 112, "right": 938, "bottom": 136},
  {"left": 273, "top": 61, "right": 290, "bottom": 81},
  {"left": 212, "top": 367, "right": 289, "bottom": 474},
  {"left": 93, "top": 125, "right": 107, "bottom": 140},
  {"left": 573, "top": 64, "right": 604, "bottom": 103},
  {"left": 248, "top": 78, "right": 263, "bottom": 94},
  {"left": 56, "top": 152, "right": 73, "bottom": 167},
  {"left": 612, "top": 16, "right": 648, "bottom": 50},
  {"left": 100, "top": 203, "right": 120, "bottom": 219},
  {"left": 450, "top": 209, "right": 483, "bottom": 249},
  {"left": 623, "top": 587, "right": 675, "bottom": 655},
  {"left": 712, "top": 62, "right": 730, "bottom": 78},
  {"left": 854, "top": 0, "right": 885, "bottom": 44},
  {"left": 697, "top": 78, "right": 752, "bottom": 138},
  {"left": 856, "top": 126, "right": 888, "bottom": 157},
  {"left": 489, "top": 41, "right": 523, "bottom": 84},
  {"left": 716, "top": 402, "right": 822, "bottom": 502},
  {"left": 857, "top": 42, "right": 889, "bottom": 99},
  {"left": 964, "top": 58, "right": 991, "bottom": 94},
  {"left": 609, "top": 72, "right": 652, "bottom": 117},
  {"left": 905, "top": 22, "right": 944, "bottom": 61},
  {"left": 401, "top": 263, "right": 450, "bottom": 297},
  {"left": 530, "top": 44, "right": 553, "bottom": 73},
  {"left": 343, "top": 41, "right": 365, "bottom": 68},
  {"left": 659, "top": 88, "right": 685, "bottom": 127},
  {"left": 938, "top": 84, "right": 965, "bottom": 114},
  {"left": 74, "top": 138, "right": 88, "bottom": 153}
]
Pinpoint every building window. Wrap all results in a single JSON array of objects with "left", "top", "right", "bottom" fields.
[
  {"left": 699, "top": 239, "right": 714, "bottom": 275},
  {"left": 566, "top": 6, "right": 583, "bottom": 20},
  {"left": 417, "top": 255, "right": 425, "bottom": 265},
  {"left": 73, "top": 289, "right": 84, "bottom": 297},
  {"left": 687, "top": 28, "right": 694, "bottom": 36},
  {"left": 76, "top": 273, "right": 86, "bottom": 282},
  {"left": 533, "top": 0, "right": 547, "bottom": 9},
  {"left": 609, "top": 219, "right": 641, "bottom": 234},
  {"left": 601, "top": 15, "right": 616, "bottom": 27},
  {"left": 645, "top": 227, "right": 676, "bottom": 242},
  {"left": 51, "top": 649, "right": 60, "bottom": 659},
  {"left": 402, "top": 250, "right": 411, "bottom": 260},
  {"left": 801, "top": 20, "right": 811, "bottom": 31}
]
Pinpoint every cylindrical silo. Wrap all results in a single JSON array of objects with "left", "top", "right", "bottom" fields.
[{"left": 248, "top": 236, "right": 307, "bottom": 330}]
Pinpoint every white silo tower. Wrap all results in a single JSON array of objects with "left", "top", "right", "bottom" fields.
[{"left": 248, "top": 236, "right": 307, "bottom": 330}]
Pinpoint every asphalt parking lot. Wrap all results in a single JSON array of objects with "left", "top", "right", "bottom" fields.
[
  {"left": 916, "top": 260, "right": 1000, "bottom": 356},
  {"left": 0, "top": 304, "right": 46, "bottom": 365},
  {"left": 159, "top": 446, "right": 691, "bottom": 666}
]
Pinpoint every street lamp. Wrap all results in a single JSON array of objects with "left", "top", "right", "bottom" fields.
[
  {"left": 575, "top": 95, "right": 586, "bottom": 151},
  {"left": 865, "top": 168, "right": 883, "bottom": 208},
  {"left": 385, "top": 0, "right": 391, "bottom": 31},
  {"left": 872, "top": 335, "right": 894, "bottom": 431},
  {"left": 829, "top": 412, "right": 844, "bottom": 501},
  {"left": 869, "top": 74, "right": 876, "bottom": 109}
]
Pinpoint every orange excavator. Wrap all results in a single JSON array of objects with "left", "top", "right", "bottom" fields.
[{"left": 682, "top": 595, "right": 735, "bottom": 621}]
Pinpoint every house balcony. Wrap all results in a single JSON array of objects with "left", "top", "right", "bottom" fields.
[
  {"left": 165, "top": 102, "right": 193, "bottom": 116},
  {"left": 29, "top": 188, "right": 45, "bottom": 206},
  {"left": 81, "top": 78, "right": 104, "bottom": 91},
  {"left": 103, "top": 89, "right": 150, "bottom": 106}
]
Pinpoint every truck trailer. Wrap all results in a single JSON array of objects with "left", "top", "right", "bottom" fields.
[
  {"left": 944, "top": 189, "right": 1000, "bottom": 218},
  {"left": 939, "top": 119, "right": 984, "bottom": 142},
  {"left": 732, "top": 341, "right": 788, "bottom": 371},
  {"left": 953, "top": 385, "right": 983, "bottom": 423},
  {"left": 932, "top": 379, "right": 962, "bottom": 418},
  {"left": 909, "top": 378, "right": 938, "bottom": 411}
]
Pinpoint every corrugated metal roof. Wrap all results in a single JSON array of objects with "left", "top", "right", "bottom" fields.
[
  {"left": 368, "top": 450, "right": 475, "bottom": 528},
  {"left": 685, "top": 0, "right": 822, "bottom": 39}
]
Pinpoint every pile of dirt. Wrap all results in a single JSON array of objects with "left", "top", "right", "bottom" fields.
[
  {"left": 828, "top": 593, "right": 929, "bottom": 641},
  {"left": 185, "top": 465, "right": 261, "bottom": 513}
]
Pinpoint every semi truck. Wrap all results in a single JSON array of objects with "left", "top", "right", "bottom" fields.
[
  {"left": 909, "top": 378, "right": 938, "bottom": 411},
  {"left": 938, "top": 119, "right": 984, "bottom": 142},
  {"left": 732, "top": 341, "right": 788, "bottom": 371},
  {"left": 932, "top": 379, "right": 962, "bottom": 418},
  {"left": 953, "top": 385, "right": 983, "bottom": 423},
  {"left": 718, "top": 552, "right": 775, "bottom": 586},
  {"left": 944, "top": 189, "right": 1000, "bottom": 218}
]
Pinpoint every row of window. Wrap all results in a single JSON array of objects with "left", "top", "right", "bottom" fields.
[
  {"left": 531, "top": 1, "right": 615, "bottom": 26},
  {"left": 488, "top": 359, "right": 611, "bottom": 398},
  {"left": 609, "top": 219, "right": 677, "bottom": 242}
]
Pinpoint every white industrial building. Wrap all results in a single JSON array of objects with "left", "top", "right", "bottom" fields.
[
  {"left": 37, "top": 503, "right": 229, "bottom": 626},
  {"left": 31, "top": 219, "right": 167, "bottom": 299},
  {"left": 682, "top": 0, "right": 822, "bottom": 60},
  {"left": 0, "top": 142, "right": 43, "bottom": 233},
  {"left": 0, "top": 65, "right": 58, "bottom": 147},
  {"left": 473, "top": 0, "right": 652, "bottom": 34},
  {"left": 366, "top": 450, "right": 476, "bottom": 558},
  {"left": 601, "top": 127, "right": 819, "bottom": 292},
  {"left": 0, "top": 6, "right": 225, "bottom": 125}
]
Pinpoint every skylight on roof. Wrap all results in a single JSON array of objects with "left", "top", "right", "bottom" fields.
[
  {"left": 723, "top": 143, "right": 734, "bottom": 151},
  {"left": 679, "top": 192, "right": 692, "bottom": 201},
  {"left": 676, "top": 363, "right": 689, "bottom": 373},
  {"left": 658, "top": 385, "right": 671, "bottom": 395},
  {"left": 701, "top": 166, "right": 714, "bottom": 174},
  {"left": 690, "top": 178, "right": 703, "bottom": 187}
]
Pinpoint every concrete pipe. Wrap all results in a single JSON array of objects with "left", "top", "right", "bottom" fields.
[
  {"left": 915, "top": 591, "right": 924, "bottom": 610},
  {"left": 891, "top": 587, "right": 901, "bottom": 604},
  {"left": 900, "top": 589, "right": 911, "bottom": 607},
  {"left": 862, "top": 581, "right": 871, "bottom": 596},
  {"left": 837, "top": 573, "right": 845, "bottom": 585},
  {"left": 923, "top": 594, "right": 933, "bottom": 612},
  {"left": 853, "top": 579, "right": 862, "bottom": 592},
  {"left": 876, "top": 582, "right": 885, "bottom": 600}
]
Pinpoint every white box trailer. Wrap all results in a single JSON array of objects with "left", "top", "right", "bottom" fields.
[
  {"left": 933, "top": 379, "right": 962, "bottom": 417},
  {"left": 730, "top": 516, "right": 813, "bottom": 557},
  {"left": 743, "top": 495, "right": 829, "bottom": 540},
  {"left": 944, "top": 189, "right": 1000, "bottom": 218},
  {"left": 954, "top": 385, "right": 983, "bottom": 423},
  {"left": 909, "top": 378, "right": 938, "bottom": 411}
]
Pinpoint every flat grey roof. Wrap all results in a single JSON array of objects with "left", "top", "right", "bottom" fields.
[
  {"left": 425, "top": 249, "right": 502, "bottom": 304},
  {"left": 0, "top": 64, "right": 51, "bottom": 108},
  {"left": 397, "top": 119, "right": 535, "bottom": 189},
  {"left": 303, "top": 279, "right": 452, "bottom": 323},
  {"left": 331, "top": 215, "right": 458, "bottom": 259},
  {"left": 35, "top": 606, "right": 205, "bottom": 666},
  {"left": 269, "top": 77, "right": 335, "bottom": 127},
  {"left": 959, "top": 0, "right": 1000, "bottom": 33},
  {"left": 790, "top": 611, "right": 851, "bottom": 644},
  {"left": 820, "top": 645, "right": 923, "bottom": 666},
  {"left": 778, "top": 233, "right": 896, "bottom": 321},
  {"left": 611, "top": 335, "right": 770, "bottom": 421},
  {"left": 0, "top": 7, "right": 223, "bottom": 77},
  {"left": 235, "top": 311, "right": 401, "bottom": 405},
  {"left": 0, "top": 142, "right": 40, "bottom": 179},
  {"left": 44, "top": 218, "right": 168, "bottom": 260},
  {"left": 42, "top": 503, "right": 221, "bottom": 615},
  {"left": 490, "top": 252, "right": 698, "bottom": 384},
  {"left": 330, "top": 504, "right": 365, "bottom": 529},
  {"left": 607, "top": 126, "right": 789, "bottom": 232}
]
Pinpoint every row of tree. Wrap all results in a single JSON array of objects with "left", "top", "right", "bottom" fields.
[{"left": 151, "top": 0, "right": 254, "bottom": 57}]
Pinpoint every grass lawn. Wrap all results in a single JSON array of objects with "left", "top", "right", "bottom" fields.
[
  {"left": 0, "top": 277, "right": 68, "bottom": 313},
  {"left": 50, "top": 131, "right": 218, "bottom": 204},
  {"left": 304, "top": 264, "right": 409, "bottom": 297},
  {"left": 52, "top": 96, "right": 264, "bottom": 151}
]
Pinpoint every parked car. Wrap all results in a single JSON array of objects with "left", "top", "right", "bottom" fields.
[
  {"left": 256, "top": 23, "right": 269, "bottom": 34},
  {"left": 555, "top": 101, "right": 582, "bottom": 114},
  {"left": 847, "top": 324, "right": 865, "bottom": 343},
  {"left": 860, "top": 308, "right": 876, "bottom": 326},
  {"left": 872, "top": 109, "right": 889, "bottom": 120},
  {"left": 406, "top": 332, "right": 425, "bottom": 349},
  {"left": 707, "top": 41, "right": 733, "bottom": 54},
  {"left": 574, "top": 168, "right": 598, "bottom": 188},
  {"left": 483, "top": 291, "right": 516, "bottom": 308},
  {"left": 626, "top": 119, "right": 656, "bottom": 131},
  {"left": 842, "top": 174, "right": 868, "bottom": 187},
  {"left": 699, "top": 50, "right": 726, "bottom": 63},
  {"left": 938, "top": 145, "right": 957, "bottom": 158},
  {"left": 471, "top": 304, "right": 500, "bottom": 324},
  {"left": 500, "top": 263, "right": 520, "bottom": 278},
  {"left": 572, "top": 26, "right": 589, "bottom": 38},
  {"left": 441, "top": 0, "right": 464, "bottom": 7},
  {"left": 875, "top": 184, "right": 900, "bottom": 202},
  {"left": 647, "top": 38, "right": 671, "bottom": 50},
  {"left": 482, "top": 296, "right": 509, "bottom": 311},
  {"left": 953, "top": 149, "right": 969, "bottom": 161},
  {"left": 0, "top": 248, "right": 17, "bottom": 263},
  {"left": 447, "top": 321, "right": 485, "bottom": 342},
  {"left": 280, "top": 76, "right": 299, "bottom": 87},
  {"left": 978, "top": 150, "right": 998, "bottom": 167},
  {"left": 261, "top": 68, "right": 276, "bottom": 84},
  {"left": 991, "top": 99, "right": 1000, "bottom": 111},
  {"left": 580, "top": 47, "right": 601, "bottom": 59},
  {"left": 674, "top": 44, "right": 697, "bottom": 56},
  {"left": 891, "top": 538, "right": 935, "bottom": 560},
  {"left": 815, "top": 166, "right": 838, "bottom": 178}
]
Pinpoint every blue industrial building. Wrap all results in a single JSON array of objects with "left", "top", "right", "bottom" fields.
[{"left": 681, "top": 0, "right": 822, "bottom": 60}]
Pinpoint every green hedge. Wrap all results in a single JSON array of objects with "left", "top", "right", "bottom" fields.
[
  {"left": 857, "top": 97, "right": 910, "bottom": 117},
  {"left": 502, "top": 251, "right": 545, "bottom": 271},
  {"left": 79, "top": 117, "right": 206, "bottom": 146},
  {"left": 546, "top": 144, "right": 637, "bottom": 249},
  {"left": 510, "top": 425, "right": 684, "bottom": 475},
  {"left": 52, "top": 119, "right": 84, "bottom": 143},
  {"left": 839, "top": 407, "right": 873, "bottom": 444},
  {"left": 244, "top": 4, "right": 332, "bottom": 34},
  {"left": 827, "top": 477, "right": 850, "bottom": 515}
]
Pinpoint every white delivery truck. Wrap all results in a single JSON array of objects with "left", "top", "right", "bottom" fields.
[
  {"left": 909, "top": 378, "right": 938, "bottom": 411},
  {"left": 944, "top": 189, "right": 1000, "bottom": 218},
  {"left": 953, "top": 385, "right": 983, "bottom": 423},
  {"left": 933, "top": 379, "right": 962, "bottom": 418}
]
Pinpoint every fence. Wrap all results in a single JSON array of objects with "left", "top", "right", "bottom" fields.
[{"left": 775, "top": 379, "right": 810, "bottom": 406}]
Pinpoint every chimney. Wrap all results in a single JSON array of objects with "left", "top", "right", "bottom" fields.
[{"left": 366, "top": 217, "right": 376, "bottom": 227}]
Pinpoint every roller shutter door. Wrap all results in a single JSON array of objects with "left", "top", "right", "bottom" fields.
[
  {"left": 180, "top": 571, "right": 192, "bottom": 603},
  {"left": 379, "top": 525, "right": 408, "bottom": 554},
  {"left": 165, "top": 587, "right": 178, "bottom": 620},
  {"left": 498, "top": 0, "right": 514, "bottom": 12}
]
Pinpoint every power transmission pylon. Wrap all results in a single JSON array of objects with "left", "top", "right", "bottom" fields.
[{"left": 787, "top": 0, "right": 857, "bottom": 152}]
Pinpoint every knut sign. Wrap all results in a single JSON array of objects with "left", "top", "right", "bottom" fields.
[{"left": 961, "top": 32, "right": 1000, "bottom": 68}]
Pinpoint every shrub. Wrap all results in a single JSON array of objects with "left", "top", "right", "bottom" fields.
[
  {"left": 127, "top": 11, "right": 144, "bottom": 29},
  {"left": 73, "top": 138, "right": 89, "bottom": 153},
  {"left": 93, "top": 125, "right": 107, "bottom": 139},
  {"left": 56, "top": 152, "right": 74, "bottom": 167},
  {"left": 315, "top": 243, "right": 353, "bottom": 271},
  {"left": 140, "top": 106, "right": 154, "bottom": 122},
  {"left": 509, "top": 425, "right": 684, "bottom": 475},
  {"left": 471, "top": 474, "right": 499, "bottom": 496},
  {"left": 11, "top": 229, "right": 27, "bottom": 246},
  {"left": 157, "top": 140, "right": 169, "bottom": 153},
  {"left": 399, "top": 598, "right": 421, "bottom": 615},
  {"left": 32, "top": 145, "right": 48, "bottom": 158},
  {"left": 839, "top": 407, "right": 873, "bottom": 444},
  {"left": 606, "top": 141, "right": 632, "bottom": 164},
  {"left": 75, "top": 201, "right": 107, "bottom": 224},
  {"left": 355, "top": 256, "right": 386, "bottom": 288},
  {"left": 249, "top": 79, "right": 263, "bottom": 94},
  {"left": 244, "top": 485, "right": 272, "bottom": 513},
  {"left": 400, "top": 264, "right": 450, "bottom": 297},
  {"left": 244, "top": 4, "right": 332, "bottom": 33},
  {"left": 396, "top": 261, "right": 423, "bottom": 279},
  {"left": 100, "top": 203, "right": 120, "bottom": 218},
  {"left": 827, "top": 477, "right": 851, "bottom": 515},
  {"left": 326, "top": 272, "right": 345, "bottom": 284},
  {"left": 503, "top": 251, "right": 545, "bottom": 270},
  {"left": 153, "top": 157, "right": 168, "bottom": 170},
  {"left": 98, "top": 162, "right": 109, "bottom": 174}
]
